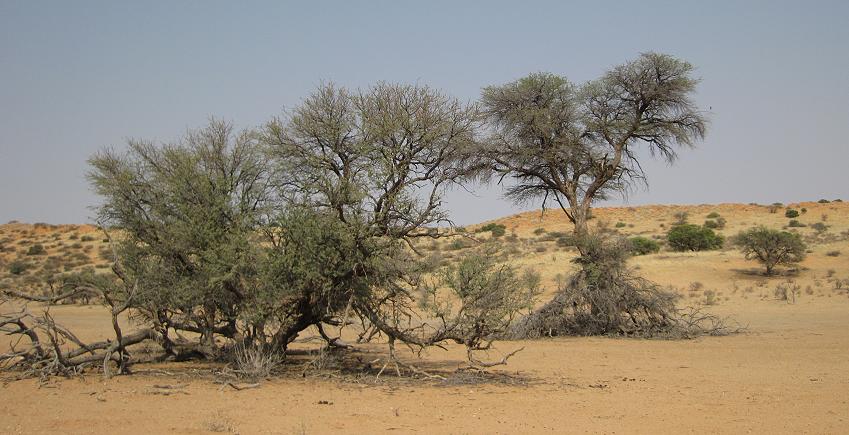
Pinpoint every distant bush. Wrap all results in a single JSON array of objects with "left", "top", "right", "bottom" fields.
[
  {"left": 800, "top": 208, "right": 807, "bottom": 214},
  {"left": 706, "top": 212, "right": 720, "bottom": 219},
  {"left": 25, "top": 244, "right": 46, "bottom": 256},
  {"left": 80, "top": 235, "right": 96, "bottom": 242},
  {"left": 477, "top": 223, "right": 506, "bottom": 237},
  {"left": 825, "top": 250, "right": 841, "bottom": 257},
  {"left": 614, "top": 222, "right": 627, "bottom": 228},
  {"left": 787, "top": 219, "right": 806, "bottom": 228},
  {"left": 784, "top": 209, "right": 799, "bottom": 218},
  {"left": 810, "top": 222, "right": 829, "bottom": 234},
  {"left": 629, "top": 236, "right": 660, "bottom": 255},
  {"left": 448, "top": 239, "right": 468, "bottom": 251},
  {"left": 703, "top": 219, "right": 719, "bottom": 229},
  {"left": 818, "top": 199, "right": 830, "bottom": 204},
  {"left": 672, "top": 211, "right": 689, "bottom": 225},
  {"left": 533, "top": 228, "right": 546, "bottom": 235},
  {"left": 834, "top": 199, "right": 843, "bottom": 202},
  {"left": 9, "top": 260, "right": 28, "bottom": 275},
  {"left": 767, "top": 203, "right": 783, "bottom": 213},
  {"left": 666, "top": 224, "right": 724, "bottom": 252},
  {"left": 555, "top": 235, "right": 575, "bottom": 248}
]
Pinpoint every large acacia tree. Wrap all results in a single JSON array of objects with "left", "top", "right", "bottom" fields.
[
  {"left": 12, "top": 82, "right": 535, "bottom": 376},
  {"left": 260, "top": 82, "right": 536, "bottom": 358},
  {"left": 476, "top": 52, "right": 707, "bottom": 241}
]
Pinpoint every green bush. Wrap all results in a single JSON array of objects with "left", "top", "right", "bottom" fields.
[
  {"left": 555, "top": 235, "right": 575, "bottom": 248},
  {"left": 666, "top": 224, "right": 724, "bottom": 252},
  {"left": 784, "top": 209, "right": 799, "bottom": 218},
  {"left": 787, "top": 219, "right": 806, "bottom": 228},
  {"left": 9, "top": 260, "right": 28, "bottom": 275},
  {"left": 614, "top": 222, "right": 627, "bottom": 228},
  {"left": 703, "top": 219, "right": 719, "bottom": 229},
  {"left": 25, "top": 244, "right": 46, "bottom": 256},
  {"left": 706, "top": 212, "right": 720, "bottom": 219},
  {"left": 629, "top": 236, "right": 660, "bottom": 255},
  {"left": 448, "top": 239, "right": 468, "bottom": 251},
  {"left": 533, "top": 228, "right": 546, "bottom": 235},
  {"left": 818, "top": 199, "right": 830, "bottom": 204},
  {"left": 478, "top": 223, "right": 506, "bottom": 237}
]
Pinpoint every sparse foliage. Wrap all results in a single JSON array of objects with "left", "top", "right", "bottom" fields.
[{"left": 471, "top": 53, "right": 707, "bottom": 241}]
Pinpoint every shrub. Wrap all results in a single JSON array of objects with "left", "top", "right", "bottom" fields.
[
  {"left": 818, "top": 199, "right": 830, "bottom": 204},
  {"left": 555, "top": 235, "right": 575, "bottom": 248},
  {"left": 447, "top": 239, "right": 467, "bottom": 251},
  {"left": 706, "top": 212, "right": 720, "bottom": 219},
  {"left": 810, "top": 222, "right": 829, "bottom": 234},
  {"left": 510, "top": 234, "right": 733, "bottom": 339},
  {"left": 80, "top": 235, "right": 96, "bottom": 242},
  {"left": 25, "top": 244, "right": 46, "bottom": 256},
  {"left": 825, "top": 250, "right": 841, "bottom": 257},
  {"left": 767, "top": 203, "right": 783, "bottom": 213},
  {"left": 9, "top": 260, "right": 28, "bottom": 275},
  {"left": 784, "top": 209, "right": 799, "bottom": 218},
  {"left": 533, "top": 227, "right": 546, "bottom": 235},
  {"left": 703, "top": 289, "right": 717, "bottom": 305},
  {"left": 734, "top": 226, "right": 806, "bottom": 275},
  {"left": 672, "top": 211, "right": 689, "bottom": 225},
  {"left": 478, "top": 223, "right": 506, "bottom": 237},
  {"left": 787, "top": 219, "right": 806, "bottom": 228},
  {"left": 614, "top": 222, "right": 626, "bottom": 228},
  {"left": 629, "top": 236, "right": 660, "bottom": 255},
  {"left": 703, "top": 219, "right": 719, "bottom": 229},
  {"left": 666, "top": 224, "right": 724, "bottom": 252},
  {"left": 800, "top": 208, "right": 807, "bottom": 214}
]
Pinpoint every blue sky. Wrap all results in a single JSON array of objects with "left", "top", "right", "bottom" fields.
[{"left": 1, "top": 1, "right": 847, "bottom": 224}]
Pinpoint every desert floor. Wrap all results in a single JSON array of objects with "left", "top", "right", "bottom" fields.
[{"left": 2, "top": 201, "right": 848, "bottom": 434}]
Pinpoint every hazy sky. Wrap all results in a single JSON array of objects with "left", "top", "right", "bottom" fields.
[{"left": 1, "top": 1, "right": 847, "bottom": 225}]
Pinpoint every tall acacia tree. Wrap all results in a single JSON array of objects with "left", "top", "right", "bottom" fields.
[{"left": 476, "top": 52, "right": 707, "bottom": 242}]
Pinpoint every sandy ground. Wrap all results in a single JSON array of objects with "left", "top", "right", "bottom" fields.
[
  {"left": 2, "top": 298, "right": 848, "bottom": 434},
  {"left": 2, "top": 202, "right": 849, "bottom": 434}
]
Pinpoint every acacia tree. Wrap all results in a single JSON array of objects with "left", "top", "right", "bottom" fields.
[
  {"left": 260, "top": 83, "right": 536, "bottom": 367},
  {"left": 478, "top": 54, "right": 726, "bottom": 338},
  {"left": 734, "top": 226, "right": 806, "bottom": 275},
  {"left": 87, "top": 119, "right": 273, "bottom": 357},
  {"left": 475, "top": 52, "right": 707, "bottom": 242}
]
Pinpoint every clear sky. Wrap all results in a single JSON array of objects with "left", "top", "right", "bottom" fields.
[{"left": 1, "top": 1, "right": 847, "bottom": 225}]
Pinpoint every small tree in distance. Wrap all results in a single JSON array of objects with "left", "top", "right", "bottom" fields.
[
  {"left": 734, "top": 226, "right": 806, "bottom": 275},
  {"left": 666, "top": 224, "right": 724, "bottom": 252}
]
